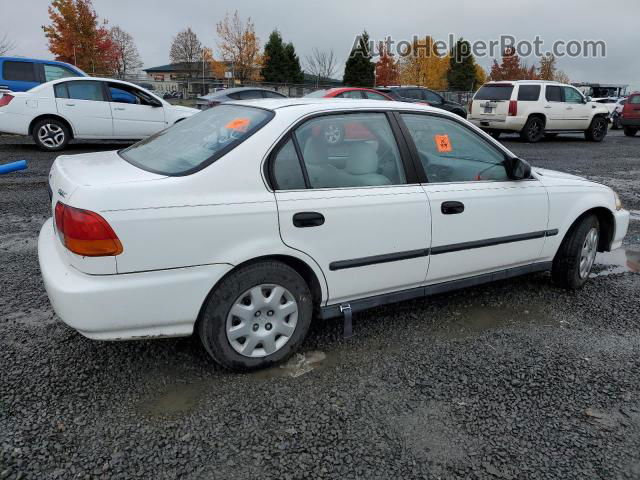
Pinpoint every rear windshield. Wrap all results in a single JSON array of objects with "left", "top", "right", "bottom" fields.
[
  {"left": 120, "top": 105, "right": 274, "bottom": 175},
  {"left": 475, "top": 85, "right": 514, "bottom": 101},
  {"left": 305, "top": 89, "right": 329, "bottom": 98}
]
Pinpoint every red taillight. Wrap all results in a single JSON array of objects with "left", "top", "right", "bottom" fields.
[
  {"left": 54, "top": 202, "right": 123, "bottom": 257},
  {"left": 0, "top": 94, "right": 14, "bottom": 107},
  {"left": 508, "top": 100, "right": 518, "bottom": 116}
]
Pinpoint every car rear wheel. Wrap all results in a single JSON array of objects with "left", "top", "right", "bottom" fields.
[
  {"left": 551, "top": 214, "right": 599, "bottom": 289},
  {"left": 520, "top": 116, "right": 545, "bottom": 143},
  {"left": 585, "top": 116, "right": 608, "bottom": 142},
  {"left": 198, "top": 261, "right": 313, "bottom": 371},
  {"left": 32, "top": 119, "right": 70, "bottom": 151},
  {"left": 488, "top": 130, "right": 501, "bottom": 140},
  {"left": 624, "top": 127, "right": 638, "bottom": 137}
]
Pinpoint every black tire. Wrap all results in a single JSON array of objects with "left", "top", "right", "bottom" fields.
[
  {"left": 544, "top": 133, "right": 558, "bottom": 139},
  {"left": 584, "top": 116, "right": 608, "bottom": 142},
  {"left": 32, "top": 118, "right": 70, "bottom": 151},
  {"left": 551, "top": 215, "right": 600, "bottom": 290},
  {"left": 623, "top": 127, "right": 638, "bottom": 137},
  {"left": 489, "top": 130, "right": 501, "bottom": 140},
  {"left": 520, "top": 116, "right": 545, "bottom": 143},
  {"left": 611, "top": 115, "right": 620, "bottom": 130},
  {"left": 198, "top": 261, "right": 313, "bottom": 371}
]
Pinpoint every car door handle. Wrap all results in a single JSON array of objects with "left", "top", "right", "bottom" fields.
[
  {"left": 544, "top": 105, "right": 552, "bottom": 109},
  {"left": 441, "top": 201, "right": 465, "bottom": 215},
  {"left": 566, "top": 107, "right": 573, "bottom": 110},
  {"left": 293, "top": 212, "right": 325, "bottom": 228},
  {"left": 114, "top": 107, "right": 126, "bottom": 111},
  {"left": 65, "top": 103, "right": 75, "bottom": 107}
]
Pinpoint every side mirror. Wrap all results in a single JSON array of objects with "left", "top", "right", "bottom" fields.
[{"left": 506, "top": 157, "right": 532, "bottom": 180}]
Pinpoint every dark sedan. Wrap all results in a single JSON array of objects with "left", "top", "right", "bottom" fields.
[{"left": 375, "top": 86, "right": 467, "bottom": 118}]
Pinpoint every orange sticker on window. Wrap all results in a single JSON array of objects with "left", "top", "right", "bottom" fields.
[
  {"left": 434, "top": 134, "right": 452, "bottom": 153},
  {"left": 225, "top": 117, "right": 251, "bottom": 131}
]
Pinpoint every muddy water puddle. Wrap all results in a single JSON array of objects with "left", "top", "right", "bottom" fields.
[
  {"left": 250, "top": 350, "right": 338, "bottom": 380},
  {"left": 592, "top": 248, "right": 640, "bottom": 277}
]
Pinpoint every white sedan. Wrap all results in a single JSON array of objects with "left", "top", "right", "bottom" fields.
[
  {"left": 0, "top": 77, "right": 197, "bottom": 150},
  {"left": 38, "top": 99, "right": 630, "bottom": 370}
]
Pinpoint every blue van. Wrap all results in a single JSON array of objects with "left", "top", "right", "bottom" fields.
[{"left": 0, "top": 57, "right": 86, "bottom": 92}]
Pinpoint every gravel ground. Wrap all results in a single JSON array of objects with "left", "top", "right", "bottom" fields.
[{"left": 1, "top": 131, "right": 639, "bottom": 479}]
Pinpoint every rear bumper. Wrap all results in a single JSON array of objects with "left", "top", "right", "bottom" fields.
[
  {"left": 620, "top": 118, "right": 640, "bottom": 127},
  {"left": 611, "top": 209, "right": 630, "bottom": 251},
  {"left": 38, "top": 218, "right": 233, "bottom": 340},
  {"left": 0, "top": 111, "right": 30, "bottom": 135},
  {"left": 468, "top": 116, "right": 526, "bottom": 132}
]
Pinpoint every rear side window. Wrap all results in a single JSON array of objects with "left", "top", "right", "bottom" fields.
[
  {"left": 65, "top": 81, "right": 105, "bottom": 101},
  {"left": 336, "top": 90, "right": 363, "bottom": 99},
  {"left": 424, "top": 90, "right": 443, "bottom": 104},
  {"left": 54, "top": 84, "right": 69, "bottom": 99},
  {"left": 475, "top": 85, "right": 514, "bottom": 101},
  {"left": 271, "top": 139, "right": 306, "bottom": 190},
  {"left": 233, "top": 90, "right": 265, "bottom": 100},
  {"left": 399, "top": 88, "right": 422, "bottom": 100},
  {"left": 545, "top": 86, "right": 563, "bottom": 102},
  {"left": 630, "top": 95, "right": 640, "bottom": 104},
  {"left": 44, "top": 64, "right": 77, "bottom": 82},
  {"left": 517, "top": 85, "right": 541, "bottom": 101},
  {"left": 120, "top": 105, "right": 274, "bottom": 175},
  {"left": 363, "top": 91, "right": 389, "bottom": 100},
  {"left": 3, "top": 61, "right": 37, "bottom": 82},
  {"left": 263, "top": 90, "right": 285, "bottom": 99}
]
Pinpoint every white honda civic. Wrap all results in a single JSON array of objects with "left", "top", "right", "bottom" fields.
[
  {"left": 0, "top": 77, "right": 197, "bottom": 150},
  {"left": 38, "top": 99, "right": 629, "bottom": 370}
]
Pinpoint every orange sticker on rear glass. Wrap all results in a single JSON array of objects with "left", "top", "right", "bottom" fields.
[
  {"left": 434, "top": 134, "right": 452, "bottom": 153},
  {"left": 225, "top": 117, "right": 251, "bottom": 131}
]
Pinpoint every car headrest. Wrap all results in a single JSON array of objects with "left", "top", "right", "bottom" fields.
[
  {"left": 303, "top": 137, "right": 327, "bottom": 165},
  {"left": 346, "top": 143, "right": 379, "bottom": 175}
]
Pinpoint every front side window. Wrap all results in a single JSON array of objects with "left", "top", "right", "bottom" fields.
[
  {"left": 65, "top": 81, "right": 105, "bottom": 101},
  {"left": 563, "top": 87, "right": 584, "bottom": 104},
  {"left": 293, "top": 113, "right": 406, "bottom": 188},
  {"left": 108, "top": 82, "right": 158, "bottom": 106},
  {"left": 629, "top": 95, "right": 640, "bottom": 105},
  {"left": 3, "top": 61, "right": 37, "bottom": 82},
  {"left": 120, "top": 105, "right": 273, "bottom": 175},
  {"left": 44, "top": 64, "right": 76, "bottom": 82},
  {"left": 517, "top": 85, "right": 541, "bottom": 101},
  {"left": 545, "top": 85, "right": 563, "bottom": 102},
  {"left": 399, "top": 88, "right": 422, "bottom": 100},
  {"left": 263, "top": 90, "right": 285, "bottom": 99},
  {"left": 363, "top": 91, "right": 389, "bottom": 100},
  {"left": 336, "top": 90, "right": 363, "bottom": 99},
  {"left": 401, "top": 113, "right": 509, "bottom": 183}
]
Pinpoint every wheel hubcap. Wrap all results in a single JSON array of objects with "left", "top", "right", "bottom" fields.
[
  {"left": 226, "top": 284, "right": 298, "bottom": 358},
  {"left": 579, "top": 227, "right": 599, "bottom": 279},
  {"left": 38, "top": 124, "right": 65, "bottom": 148}
]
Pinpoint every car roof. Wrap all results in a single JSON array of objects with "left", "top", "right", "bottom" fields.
[
  {"left": 222, "top": 98, "right": 439, "bottom": 114},
  {"left": 198, "top": 87, "right": 285, "bottom": 101}
]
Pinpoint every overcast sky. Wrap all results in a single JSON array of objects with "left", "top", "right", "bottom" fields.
[{"left": 3, "top": 0, "right": 639, "bottom": 90}]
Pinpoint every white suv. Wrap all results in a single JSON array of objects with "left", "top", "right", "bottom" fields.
[{"left": 469, "top": 81, "right": 610, "bottom": 143}]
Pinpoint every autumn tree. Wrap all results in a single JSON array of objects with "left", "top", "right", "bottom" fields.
[
  {"left": 304, "top": 48, "right": 338, "bottom": 86},
  {"left": 343, "top": 30, "right": 374, "bottom": 87},
  {"left": 537, "top": 53, "right": 569, "bottom": 83},
  {"left": 0, "top": 34, "right": 15, "bottom": 56},
  {"left": 42, "top": 0, "right": 117, "bottom": 75},
  {"left": 169, "top": 27, "right": 202, "bottom": 75},
  {"left": 261, "top": 30, "right": 303, "bottom": 84},
  {"left": 488, "top": 47, "right": 537, "bottom": 81},
  {"left": 216, "top": 11, "right": 262, "bottom": 82},
  {"left": 375, "top": 41, "right": 399, "bottom": 86},
  {"left": 474, "top": 64, "right": 487, "bottom": 90},
  {"left": 110, "top": 26, "right": 142, "bottom": 78},
  {"left": 447, "top": 38, "right": 476, "bottom": 91},
  {"left": 400, "top": 36, "right": 449, "bottom": 90}
]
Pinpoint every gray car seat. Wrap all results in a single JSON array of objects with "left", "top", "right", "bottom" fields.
[{"left": 344, "top": 143, "right": 391, "bottom": 186}]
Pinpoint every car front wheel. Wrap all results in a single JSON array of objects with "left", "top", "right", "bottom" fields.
[
  {"left": 32, "top": 119, "right": 70, "bottom": 151},
  {"left": 198, "top": 261, "right": 313, "bottom": 371},
  {"left": 585, "top": 116, "right": 608, "bottom": 142},
  {"left": 552, "top": 215, "right": 599, "bottom": 289}
]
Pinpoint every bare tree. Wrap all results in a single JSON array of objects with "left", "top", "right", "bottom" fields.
[
  {"left": 0, "top": 34, "right": 16, "bottom": 56},
  {"left": 170, "top": 28, "right": 202, "bottom": 73},
  {"left": 304, "top": 48, "right": 338, "bottom": 86},
  {"left": 110, "top": 26, "right": 143, "bottom": 78}
]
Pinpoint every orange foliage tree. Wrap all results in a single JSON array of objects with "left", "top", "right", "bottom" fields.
[
  {"left": 488, "top": 47, "right": 537, "bottom": 81},
  {"left": 400, "top": 36, "right": 449, "bottom": 90},
  {"left": 42, "top": 0, "right": 116, "bottom": 75},
  {"left": 216, "top": 11, "right": 262, "bottom": 82},
  {"left": 375, "top": 41, "right": 400, "bottom": 86}
]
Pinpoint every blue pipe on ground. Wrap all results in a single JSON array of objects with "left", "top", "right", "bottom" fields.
[{"left": 0, "top": 160, "right": 27, "bottom": 174}]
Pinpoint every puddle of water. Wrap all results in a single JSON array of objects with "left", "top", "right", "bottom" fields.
[
  {"left": 139, "top": 383, "right": 206, "bottom": 418},
  {"left": 250, "top": 350, "right": 333, "bottom": 380},
  {"left": 591, "top": 248, "right": 640, "bottom": 277}
]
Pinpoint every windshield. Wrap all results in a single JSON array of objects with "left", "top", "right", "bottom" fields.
[
  {"left": 475, "top": 85, "right": 514, "bottom": 101},
  {"left": 120, "top": 105, "right": 274, "bottom": 175}
]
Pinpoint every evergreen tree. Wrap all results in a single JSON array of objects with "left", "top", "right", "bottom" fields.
[
  {"left": 343, "top": 30, "right": 374, "bottom": 87},
  {"left": 283, "top": 42, "right": 304, "bottom": 84},
  {"left": 261, "top": 30, "right": 287, "bottom": 82},
  {"left": 447, "top": 38, "right": 476, "bottom": 91}
]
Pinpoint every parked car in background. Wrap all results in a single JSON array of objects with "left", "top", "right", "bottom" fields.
[
  {"left": 0, "top": 77, "right": 198, "bottom": 150},
  {"left": 620, "top": 92, "right": 640, "bottom": 137},
  {"left": 609, "top": 98, "right": 627, "bottom": 130},
  {"left": 468, "top": 81, "right": 610, "bottom": 143},
  {"left": 38, "top": 98, "right": 628, "bottom": 371},
  {"left": 305, "top": 87, "right": 393, "bottom": 100},
  {"left": 196, "top": 87, "right": 287, "bottom": 109},
  {"left": 0, "top": 57, "right": 86, "bottom": 92},
  {"left": 375, "top": 86, "right": 467, "bottom": 118}
]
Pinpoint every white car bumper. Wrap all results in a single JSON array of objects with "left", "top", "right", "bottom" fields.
[
  {"left": 0, "top": 111, "right": 31, "bottom": 136},
  {"left": 38, "top": 218, "right": 233, "bottom": 340},
  {"left": 611, "top": 209, "right": 630, "bottom": 251},
  {"left": 469, "top": 116, "right": 527, "bottom": 132}
]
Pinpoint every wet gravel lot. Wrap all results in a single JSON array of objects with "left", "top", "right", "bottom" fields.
[{"left": 1, "top": 131, "right": 639, "bottom": 479}]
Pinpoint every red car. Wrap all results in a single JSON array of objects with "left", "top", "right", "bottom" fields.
[
  {"left": 620, "top": 91, "right": 640, "bottom": 137},
  {"left": 305, "top": 87, "right": 393, "bottom": 101}
]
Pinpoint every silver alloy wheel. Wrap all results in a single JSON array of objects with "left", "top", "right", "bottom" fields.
[
  {"left": 324, "top": 124, "right": 342, "bottom": 144},
  {"left": 37, "top": 124, "right": 65, "bottom": 148},
  {"left": 579, "top": 227, "right": 599, "bottom": 279},
  {"left": 226, "top": 284, "right": 298, "bottom": 358}
]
